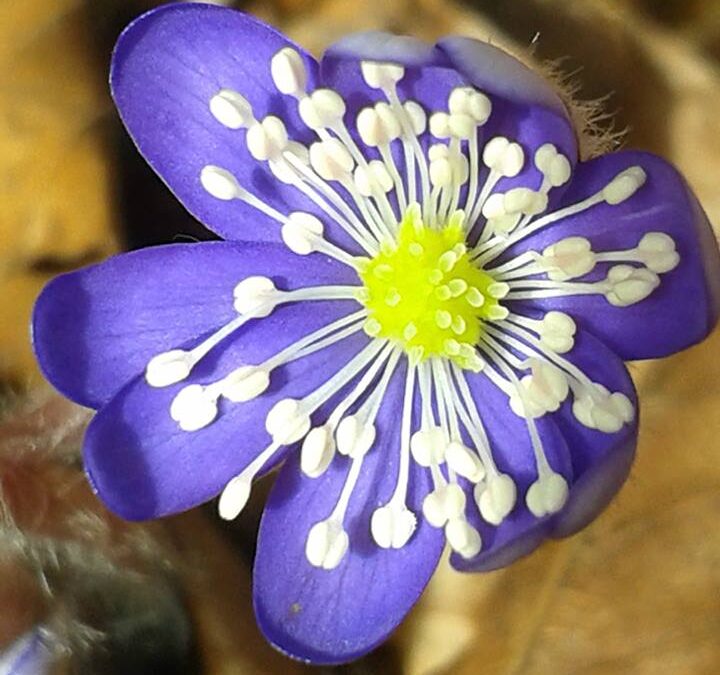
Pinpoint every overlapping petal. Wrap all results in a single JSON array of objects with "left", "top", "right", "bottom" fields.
[
  {"left": 254, "top": 365, "right": 444, "bottom": 664},
  {"left": 83, "top": 300, "right": 367, "bottom": 520},
  {"left": 33, "top": 241, "right": 355, "bottom": 408},
  {"left": 110, "top": 3, "right": 333, "bottom": 245},
  {"left": 508, "top": 151, "right": 720, "bottom": 359}
]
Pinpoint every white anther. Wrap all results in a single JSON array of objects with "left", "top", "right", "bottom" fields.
[
  {"left": 310, "top": 138, "right": 354, "bottom": 181},
  {"left": 246, "top": 116, "right": 289, "bottom": 161},
  {"left": 361, "top": 61, "right": 405, "bottom": 89},
  {"left": 541, "top": 236, "right": 596, "bottom": 281},
  {"left": 218, "top": 475, "right": 252, "bottom": 520},
  {"left": 573, "top": 384, "right": 634, "bottom": 433},
  {"left": 483, "top": 137, "right": 524, "bottom": 177},
  {"left": 445, "top": 517, "right": 482, "bottom": 559},
  {"left": 353, "top": 160, "right": 393, "bottom": 196},
  {"left": 538, "top": 311, "right": 576, "bottom": 354},
  {"left": 403, "top": 100, "right": 427, "bottom": 135},
  {"left": 481, "top": 193, "right": 507, "bottom": 220},
  {"left": 271, "top": 47, "right": 307, "bottom": 97},
  {"left": 504, "top": 187, "right": 548, "bottom": 216},
  {"left": 448, "top": 87, "right": 491, "bottom": 124},
  {"left": 510, "top": 360, "right": 569, "bottom": 418},
  {"left": 445, "top": 442, "right": 485, "bottom": 482},
  {"left": 233, "top": 276, "right": 277, "bottom": 317},
  {"left": 448, "top": 113, "right": 475, "bottom": 140},
  {"left": 422, "top": 483, "right": 466, "bottom": 527},
  {"left": 429, "top": 155, "right": 453, "bottom": 188},
  {"left": 306, "top": 519, "right": 349, "bottom": 569},
  {"left": 526, "top": 472, "right": 569, "bottom": 517},
  {"left": 429, "top": 112, "right": 451, "bottom": 139},
  {"left": 637, "top": 232, "right": 679, "bottom": 274},
  {"left": 200, "top": 165, "right": 242, "bottom": 200},
  {"left": 170, "top": 385, "right": 218, "bottom": 432},
  {"left": 209, "top": 89, "right": 254, "bottom": 129},
  {"left": 336, "top": 415, "right": 376, "bottom": 459},
  {"left": 298, "top": 88, "right": 346, "bottom": 129},
  {"left": 145, "top": 349, "right": 194, "bottom": 387},
  {"left": 409, "top": 427, "right": 446, "bottom": 467},
  {"left": 356, "top": 107, "right": 392, "bottom": 147},
  {"left": 488, "top": 214, "right": 522, "bottom": 236},
  {"left": 301, "top": 425, "right": 336, "bottom": 477},
  {"left": 221, "top": 366, "right": 270, "bottom": 402},
  {"left": 265, "top": 398, "right": 311, "bottom": 445},
  {"left": 371, "top": 504, "right": 417, "bottom": 549},
  {"left": 272, "top": 141, "right": 310, "bottom": 184},
  {"left": 534, "top": 144, "right": 572, "bottom": 187},
  {"left": 605, "top": 264, "right": 659, "bottom": 306},
  {"left": 281, "top": 211, "right": 324, "bottom": 255},
  {"left": 475, "top": 473, "right": 517, "bottom": 525},
  {"left": 603, "top": 166, "right": 647, "bottom": 205},
  {"left": 375, "top": 102, "right": 402, "bottom": 141}
]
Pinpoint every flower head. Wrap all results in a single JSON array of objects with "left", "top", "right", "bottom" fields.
[{"left": 32, "top": 2, "right": 720, "bottom": 664}]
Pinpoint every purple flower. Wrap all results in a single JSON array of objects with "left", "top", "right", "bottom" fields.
[{"left": 32, "top": 2, "right": 720, "bottom": 665}]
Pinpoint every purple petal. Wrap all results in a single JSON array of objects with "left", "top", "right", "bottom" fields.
[
  {"left": 436, "top": 37, "right": 568, "bottom": 117},
  {"left": 548, "top": 329, "right": 638, "bottom": 538},
  {"left": 83, "top": 300, "right": 368, "bottom": 520},
  {"left": 254, "top": 363, "right": 443, "bottom": 664},
  {"left": 111, "top": 4, "right": 347, "bottom": 246},
  {"left": 450, "top": 367, "right": 572, "bottom": 573},
  {"left": 507, "top": 151, "right": 720, "bottom": 359},
  {"left": 33, "top": 241, "right": 355, "bottom": 409}
]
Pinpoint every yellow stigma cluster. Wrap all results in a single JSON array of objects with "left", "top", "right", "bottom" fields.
[{"left": 358, "top": 206, "right": 503, "bottom": 371}]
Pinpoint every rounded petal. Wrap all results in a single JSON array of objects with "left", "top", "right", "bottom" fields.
[
  {"left": 33, "top": 241, "right": 355, "bottom": 408},
  {"left": 111, "top": 4, "right": 346, "bottom": 246},
  {"left": 508, "top": 151, "right": 720, "bottom": 359},
  {"left": 254, "top": 363, "right": 444, "bottom": 664},
  {"left": 450, "top": 368, "right": 572, "bottom": 573},
  {"left": 83, "top": 300, "right": 368, "bottom": 520},
  {"left": 548, "top": 330, "right": 638, "bottom": 538}
]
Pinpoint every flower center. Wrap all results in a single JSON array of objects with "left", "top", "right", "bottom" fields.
[{"left": 358, "top": 205, "right": 503, "bottom": 371}]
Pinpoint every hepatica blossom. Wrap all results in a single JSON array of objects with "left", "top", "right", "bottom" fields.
[{"left": 32, "top": 2, "right": 720, "bottom": 664}]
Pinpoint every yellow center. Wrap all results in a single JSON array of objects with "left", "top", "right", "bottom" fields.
[{"left": 358, "top": 206, "right": 502, "bottom": 371}]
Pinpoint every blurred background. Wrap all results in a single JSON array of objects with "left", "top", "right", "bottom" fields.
[{"left": 1, "top": 0, "right": 719, "bottom": 673}]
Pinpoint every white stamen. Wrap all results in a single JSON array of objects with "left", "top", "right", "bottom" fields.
[
  {"left": 605, "top": 264, "right": 660, "bottom": 306},
  {"left": 336, "top": 415, "right": 376, "bottom": 459},
  {"left": 170, "top": 384, "right": 218, "bottom": 432},
  {"left": 422, "top": 483, "right": 466, "bottom": 527},
  {"left": 483, "top": 137, "right": 524, "bottom": 177},
  {"left": 301, "top": 424, "right": 336, "bottom": 477},
  {"left": 298, "top": 88, "right": 346, "bottom": 129},
  {"left": 541, "top": 237, "right": 596, "bottom": 281},
  {"left": 265, "top": 398, "right": 311, "bottom": 445},
  {"left": 445, "top": 517, "right": 482, "bottom": 558},
  {"left": 281, "top": 211, "right": 324, "bottom": 255},
  {"left": 221, "top": 365, "right": 270, "bottom": 402},
  {"left": 306, "top": 518, "right": 349, "bottom": 569},
  {"left": 445, "top": 441, "right": 485, "bottom": 482},
  {"left": 218, "top": 475, "right": 252, "bottom": 520},
  {"left": 209, "top": 89, "right": 254, "bottom": 129},
  {"left": 246, "top": 116, "right": 289, "bottom": 161},
  {"left": 526, "top": 472, "right": 569, "bottom": 517},
  {"left": 409, "top": 426, "right": 446, "bottom": 466},
  {"left": 573, "top": 384, "right": 634, "bottom": 432},
  {"left": 233, "top": 276, "right": 277, "bottom": 317},
  {"left": 361, "top": 61, "right": 405, "bottom": 89},
  {"left": 603, "top": 166, "right": 647, "bottom": 204},
  {"left": 200, "top": 165, "right": 242, "bottom": 200},
  {"left": 271, "top": 47, "right": 307, "bottom": 97},
  {"left": 145, "top": 349, "right": 195, "bottom": 388},
  {"left": 370, "top": 504, "right": 417, "bottom": 549},
  {"left": 475, "top": 473, "right": 517, "bottom": 525},
  {"left": 534, "top": 144, "right": 571, "bottom": 187},
  {"left": 637, "top": 232, "right": 680, "bottom": 273}
]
